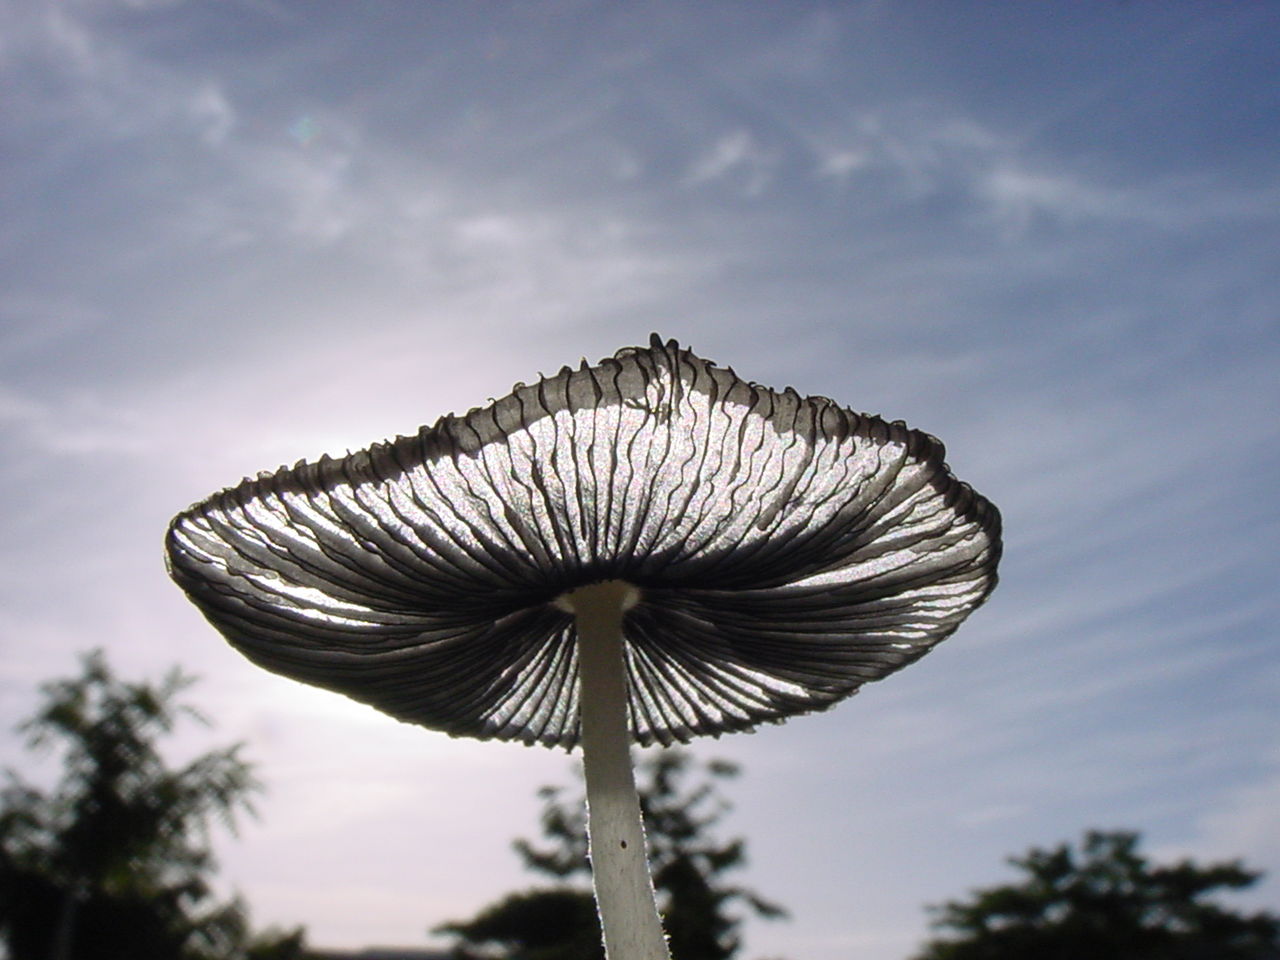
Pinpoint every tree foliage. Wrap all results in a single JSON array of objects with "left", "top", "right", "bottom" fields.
[
  {"left": 0, "top": 650, "right": 304, "bottom": 960},
  {"left": 914, "top": 829, "right": 1280, "bottom": 960},
  {"left": 436, "top": 750, "right": 785, "bottom": 960}
]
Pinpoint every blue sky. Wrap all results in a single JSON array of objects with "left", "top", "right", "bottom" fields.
[{"left": 2, "top": 2, "right": 1278, "bottom": 958}]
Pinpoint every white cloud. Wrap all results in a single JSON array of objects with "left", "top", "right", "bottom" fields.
[
  {"left": 979, "top": 164, "right": 1118, "bottom": 230},
  {"left": 802, "top": 103, "right": 1278, "bottom": 235},
  {"left": 805, "top": 108, "right": 1013, "bottom": 200},
  {"left": 954, "top": 803, "right": 1031, "bottom": 829},
  {"left": 685, "top": 129, "right": 776, "bottom": 195},
  {"left": 0, "top": 383, "right": 155, "bottom": 456},
  {"left": 0, "top": 385, "right": 46, "bottom": 425},
  {"left": 42, "top": 3, "right": 99, "bottom": 77},
  {"left": 188, "top": 82, "right": 236, "bottom": 146},
  {"left": 816, "top": 147, "right": 872, "bottom": 181}
]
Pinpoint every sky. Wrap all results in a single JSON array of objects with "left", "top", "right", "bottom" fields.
[{"left": 2, "top": 1, "right": 1278, "bottom": 958}]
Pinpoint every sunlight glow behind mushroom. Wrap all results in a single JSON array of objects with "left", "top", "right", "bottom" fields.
[{"left": 167, "top": 335, "right": 1001, "bottom": 960}]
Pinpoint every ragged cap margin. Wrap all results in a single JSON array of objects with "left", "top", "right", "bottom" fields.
[{"left": 167, "top": 335, "right": 1001, "bottom": 749}]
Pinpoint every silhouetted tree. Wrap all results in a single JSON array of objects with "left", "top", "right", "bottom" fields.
[
  {"left": 0, "top": 650, "right": 306, "bottom": 960},
  {"left": 913, "top": 829, "right": 1280, "bottom": 960},
  {"left": 435, "top": 750, "right": 785, "bottom": 960}
]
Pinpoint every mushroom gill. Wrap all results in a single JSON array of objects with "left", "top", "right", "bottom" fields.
[{"left": 167, "top": 334, "right": 1001, "bottom": 960}]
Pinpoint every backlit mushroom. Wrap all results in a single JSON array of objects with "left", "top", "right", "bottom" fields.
[{"left": 167, "top": 335, "right": 1000, "bottom": 960}]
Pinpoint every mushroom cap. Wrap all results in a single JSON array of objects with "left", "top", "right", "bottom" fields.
[{"left": 167, "top": 335, "right": 1001, "bottom": 748}]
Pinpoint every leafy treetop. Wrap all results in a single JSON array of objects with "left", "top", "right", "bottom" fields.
[{"left": 913, "top": 829, "right": 1280, "bottom": 960}]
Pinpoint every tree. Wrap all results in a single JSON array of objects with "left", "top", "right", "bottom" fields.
[
  {"left": 913, "top": 829, "right": 1280, "bottom": 960},
  {"left": 435, "top": 750, "right": 786, "bottom": 960},
  {"left": 0, "top": 650, "right": 304, "bottom": 960}
]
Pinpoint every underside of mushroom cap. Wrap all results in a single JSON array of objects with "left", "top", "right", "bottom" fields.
[{"left": 167, "top": 334, "right": 1001, "bottom": 748}]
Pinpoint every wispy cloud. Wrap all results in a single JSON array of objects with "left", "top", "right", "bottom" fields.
[{"left": 684, "top": 129, "right": 776, "bottom": 195}]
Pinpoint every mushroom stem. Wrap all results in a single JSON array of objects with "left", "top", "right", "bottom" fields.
[{"left": 568, "top": 580, "right": 669, "bottom": 960}]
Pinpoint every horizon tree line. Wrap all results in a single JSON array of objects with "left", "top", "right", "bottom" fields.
[{"left": 3, "top": 652, "right": 1275, "bottom": 960}]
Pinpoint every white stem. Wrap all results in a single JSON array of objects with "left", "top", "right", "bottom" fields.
[{"left": 566, "top": 580, "right": 670, "bottom": 960}]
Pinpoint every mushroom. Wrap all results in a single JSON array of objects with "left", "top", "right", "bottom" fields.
[{"left": 167, "top": 334, "right": 1000, "bottom": 960}]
